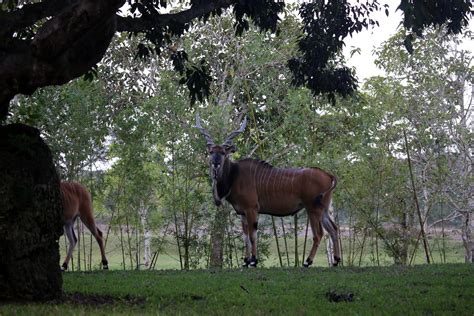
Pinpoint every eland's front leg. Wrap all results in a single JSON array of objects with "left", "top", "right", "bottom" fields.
[
  {"left": 241, "top": 215, "right": 251, "bottom": 267},
  {"left": 246, "top": 211, "right": 259, "bottom": 267}
]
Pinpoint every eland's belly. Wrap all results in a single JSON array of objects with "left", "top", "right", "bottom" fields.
[{"left": 258, "top": 199, "right": 305, "bottom": 217}]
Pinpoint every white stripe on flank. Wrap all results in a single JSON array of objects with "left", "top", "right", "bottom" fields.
[
  {"left": 253, "top": 162, "right": 258, "bottom": 189},
  {"left": 290, "top": 171, "right": 296, "bottom": 194},
  {"left": 259, "top": 165, "right": 269, "bottom": 204},
  {"left": 277, "top": 169, "right": 284, "bottom": 195},
  {"left": 267, "top": 168, "right": 275, "bottom": 203}
]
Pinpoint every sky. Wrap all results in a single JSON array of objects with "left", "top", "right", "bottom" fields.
[
  {"left": 343, "top": 2, "right": 403, "bottom": 81},
  {"left": 342, "top": 1, "right": 473, "bottom": 82}
]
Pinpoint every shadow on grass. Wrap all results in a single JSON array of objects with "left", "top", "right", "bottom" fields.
[{"left": 59, "top": 292, "right": 146, "bottom": 307}]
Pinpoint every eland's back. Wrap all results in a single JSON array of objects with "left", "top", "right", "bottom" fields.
[
  {"left": 229, "top": 159, "right": 336, "bottom": 216},
  {"left": 61, "top": 181, "right": 91, "bottom": 224}
]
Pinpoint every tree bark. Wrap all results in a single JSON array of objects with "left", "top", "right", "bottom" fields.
[
  {"left": 209, "top": 206, "right": 227, "bottom": 269},
  {"left": 0, "top": 124, "right": 63, "bottom": 301}
]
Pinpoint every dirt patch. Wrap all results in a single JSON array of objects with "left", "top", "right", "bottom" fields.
[
  {"left": 325, "top": 290, "right": 354, "bottom": 303},
  {"left": 61, "top": 292, "right": 146, "bottom": 307},
  {"left": 188, "top": 294, "right": 205, "bottom": 301},
  {"left": 1, "top": 292, "right": 146, "bottom": 307}
]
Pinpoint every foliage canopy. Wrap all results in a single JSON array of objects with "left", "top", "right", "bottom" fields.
[{"left": 0, "top": 0, "right": 471, "bottom": 120}]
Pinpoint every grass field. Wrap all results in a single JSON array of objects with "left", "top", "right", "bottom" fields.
[{"left": 1, "top": 264, "right": 473, "bottom": 315}]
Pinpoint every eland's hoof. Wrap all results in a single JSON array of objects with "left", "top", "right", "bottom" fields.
[
  {"left": 61, "top": 263, "right": 68, "bottom": 271},
  {"left": 249, "top": 256, "right": 258, "bottom": 268},
  {"left": 303, "top": 259, "right": 313, "bottom": 268},
  {"left": 242, "top": 257, "right": 250, "bottom": 268}
]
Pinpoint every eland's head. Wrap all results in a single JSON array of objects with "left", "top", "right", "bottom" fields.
[{"left": 195, "top": 113, "right": 247, "bottom": 181}]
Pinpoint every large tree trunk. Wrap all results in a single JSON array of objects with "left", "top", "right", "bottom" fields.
[
  {"left": 209, "top": 206, "right": 227, "bottom": 269},
  {"left": 0, "top": 124, "right": 63, "bottom": 301}
]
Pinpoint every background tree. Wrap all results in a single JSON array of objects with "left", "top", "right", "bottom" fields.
[
  {"left": 372, "top": 28, "right": 473, "bottom": 262},
  {"left": 8, "top": 80, "right": 110, "bottom": 180}
]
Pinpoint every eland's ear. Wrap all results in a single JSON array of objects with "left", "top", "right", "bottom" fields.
[
  {"left": 224, "top": 144, "right": 236, "bottom": 154},
  {"left": 206, "top": 144, "right": 213, "bottom": 153}
]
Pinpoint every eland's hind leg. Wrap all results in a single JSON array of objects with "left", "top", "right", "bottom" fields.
[
  {"left": 94, "top": 227, "right": 108, "bottom": 270},
  {"left": 62, "top": 221, "right": 77, "bottom": 271},
  {"left": 79, "top": 196, "right": 108, "bottom": 270},
  {"left": 303, "top": 208, "right": 324, "bottom": 268},
  {"left": 322, "top": 209, "right": 341, "bottom": 266},
  {"left": 80, "top": 213, "right": 108, "bottom": 270}
]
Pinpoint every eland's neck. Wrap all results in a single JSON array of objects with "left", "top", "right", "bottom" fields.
[{"left": 212, "top": 159, "right": 237, "bottom": 204}]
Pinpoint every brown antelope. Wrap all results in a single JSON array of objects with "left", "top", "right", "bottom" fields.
[
  {"left": 196, "top": 114, "right": 340, "bottom": 268},
  {"left": 60, "top": 181, "right": 108, "bottom": 270}
]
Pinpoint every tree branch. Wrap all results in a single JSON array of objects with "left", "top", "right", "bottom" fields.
[
  {"left": 116, "top": 0, "right": 236, "bottom": 33},
  {"left": 0, "top": 0, "right": 74, "bottom": 37},
  {"left": 0, "top": 0, "right": 125, "bottom": 118},
  {"left": 429, "top": 212, "right": 462, "bottom": 228},
  {"left": 32, "top": 0, "right": 124, "bottom": 60}
]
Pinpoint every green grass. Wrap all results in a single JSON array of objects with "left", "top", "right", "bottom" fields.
[{"left": 1, "top": 264, "right": 473, "bottom": 315}]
